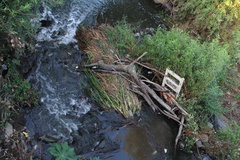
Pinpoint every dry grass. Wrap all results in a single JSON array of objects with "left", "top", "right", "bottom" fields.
[{"left": 76, "top": 25, "right": 141, "bottom": 118}]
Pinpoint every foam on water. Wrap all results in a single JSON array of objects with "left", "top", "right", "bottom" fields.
[{"left": 36, "top": 0, "right": 105, "bottom": 44}]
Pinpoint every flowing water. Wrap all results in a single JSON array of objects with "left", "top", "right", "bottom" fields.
[{"left": 25, "top": 0, "right": 178, "bottom": 159}]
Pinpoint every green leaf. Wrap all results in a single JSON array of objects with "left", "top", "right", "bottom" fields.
[{"left": 55, "top": 143, "right": 62, "bottom": 153}]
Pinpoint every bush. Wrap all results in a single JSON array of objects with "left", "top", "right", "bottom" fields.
[
  {"left": 200, "top": 80, "right": 228, "bottom": 115},
  {"left": 139, "top": 28, "right": 230, "bottom": 98},
  {"left": 175, "top": 0, "right": 240, "bottom": 59},
  {"left": 0, "top": 0, "right": 40, "bottom": 49},
  {"left": 217, "top": 121, "right": 240, "bottom": 159}
]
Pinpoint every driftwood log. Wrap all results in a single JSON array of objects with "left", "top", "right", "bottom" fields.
[{"left": 84, "top": 52, "right": 188, "bottom": 150}]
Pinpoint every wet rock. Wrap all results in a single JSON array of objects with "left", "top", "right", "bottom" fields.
[
  {"left": 199, "top": 134, "right": 209, "bottom": 143},
  {"left": 210, "top": 114, "right": 229, "bottom": 131},
  {"left": 38, "top": 134, "right": 59, "bottom": 143},
  {"left": 40, "top": 20, "right": 53, "bottom": 28},
  {"left": 1, "top": 64, "right": 8, "bottom": 78},
  {"left": 207, "top": 122, "right": 214, "bottom": 129},
  {"left": 201, "top": 154, "right": 212, "bottom": 160},
  {"left": 196, "top": 140, "right": 205, "bottom": 148},
  {"left": 5, "top": 123, "right": 13, "bottom": 139},
  {"left": 177, "top": 151, "right": 196, "bottom": 160}
]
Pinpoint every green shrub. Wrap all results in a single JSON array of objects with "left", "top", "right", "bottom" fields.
[
  {"left": 0, "top": 65, "right": 38, "bottom": 129},
  {"left": 47, "top": 142, "right": 78, "bottom": 160},
  {"left": 1, "top": 66, "right": 38, "bottom": 107},
  {"left": 200, "top": 80, "right": 228, "bottom": 115},
  {"left": 175, "top": 0, "right": 240, "bottom": 59},
  {"left": 139, "top": 28, "right": 230, "bottom": 98},
  {"left": 217, "top": 121, "right": 240, "bottom": 159},
  {"left": 0, "top": 0, "right": 39, "bottom": 48},
  {"left": 0, "top": 0, "right": 64, "bottom": 54}
]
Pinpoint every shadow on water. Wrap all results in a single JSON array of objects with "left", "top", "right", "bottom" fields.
[
  {"left": 98, "top": 0, "right": 166, "bottom": 28},
  {"left": 123, "top": 107, "right": 177, "bottom": 160},
  {"left": 84, "top": 106, "right": 178, "bottom": 160}
]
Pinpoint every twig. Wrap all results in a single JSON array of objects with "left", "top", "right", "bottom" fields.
[
  {"left": 170, "top": 98, "right": 189, "bottom": 116},
  {"left": 174, "top": 115, "right": 185, "bottom": 157},
  {"left": 125, "top": 57, "right": 165, "bottom": 77},
  {"left": 130, "top": 52, "right": 148, "bottom": 65}
]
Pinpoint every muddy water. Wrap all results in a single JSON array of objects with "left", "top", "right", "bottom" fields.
[
  {"left": 89, "top": 106, "right": 177, "bottom": 160},
  {"left": 25, "top": 0, "right": 178, "bottom": 159}
]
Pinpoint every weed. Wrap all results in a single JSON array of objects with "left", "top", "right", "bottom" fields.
[
  {"left": 217, "top": 121, "right": 240, "bottom": 159},
  {"left": 105, "top": 19, "right": 138, "bottom": 56},
  {"left": 200, "top": 81, "right": 227, "bottom": 115},
  {"left": 85, "top": 70, "right": 140, "bottom": 118},
  {"left": 47, "top": 142, "right": 78, "bottom": 160},
  {"left": 76, "top": 24, "right": 141, "bottom": 118}
]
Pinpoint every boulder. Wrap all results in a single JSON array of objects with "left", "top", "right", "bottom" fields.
[
  {"left": 210, "top": 114, "right": 229, "bottom": 131},
  {"left": 5, "top": 123, "right": 13, "bottom": 139}
]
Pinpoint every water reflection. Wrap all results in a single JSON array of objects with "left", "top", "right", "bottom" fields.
[
  {"left": 124, "top": 126, "right": 153, "bottom": 160},
  {"left": 123, "top": 110, "right": 175, "bottom": 160}
]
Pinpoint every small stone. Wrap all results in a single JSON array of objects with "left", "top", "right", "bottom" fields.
[
  {"left": 164, "top": 148, "right": 167, "bottom": 153},
  {"left": 207, "top": 122, "right": 214, "bottom": 129},
  {"left": 179, "top": 142, "right": 185, "bottom": 149},
  {"left": 152, "top": 150, "right": 157, "bottom": 155},
  {"left": 196, "top": 140, "right": 205, "bottom": 148},
  {"left": 134, "top": 33, "right": 140, "bottom": 37},
  {"left": 199, "top": 134, "right": 209, "bottom": 143},
  {"left": 5, "top": 123, "right": 13, "bottom": 139}
]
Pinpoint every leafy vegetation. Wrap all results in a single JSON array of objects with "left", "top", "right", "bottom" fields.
[
  {"left": 0, "top": 0, "right": 63, "bottom": 159},
  {"left": 172, "top": 1, "right": 240, "bottom": 158},
  {"left": 88, "top": 20, "right": 236, "bottom": 158},
  {"left": 47, "top": 142, "right": 78, "bottom": 160},
  {"left": 217, "top": 121, "right": 240, "bottom": 159},
  {"left": 0, "top": 67, "right": 38, "bottom": 129},
  {"left": 175, "top": 0, "right": 240, "bottom": 59},
  {"left": 84, "top": 66, "right": 141, "bottom": 118},
  {"left": 105, "top": 20, "right": 138, "bottom": 56},
  {"left": 76, "top": 25, "right": 141, "bottom": 118},
  {"left": 139, "top": 28, "right": 230, "bottom": 98},
  {"left": 0, "top": 0, "right": 39, "bottom": 45},
  {"left": 89, "top": 157, "right": 101, "bottom": 160},
  {"left": 47, "top": 142, "right": 101, "bottom": 160}
]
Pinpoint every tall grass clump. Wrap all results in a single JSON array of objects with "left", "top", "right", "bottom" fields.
[
  {"left": 105, "top": 20, "right": 138, "bottom": 56},
  {"left": 85, "top": 70, "right": 141, "bottom": 118},
  {"left": 76, "top": 25, "right": 141, "bottom": 118}
]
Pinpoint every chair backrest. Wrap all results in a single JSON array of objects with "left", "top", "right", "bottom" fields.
[{"left": 162, "top": 68, "right": 185, "bottom": 98}]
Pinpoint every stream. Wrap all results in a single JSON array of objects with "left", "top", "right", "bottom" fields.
[{"left": 25, "top": 0, "right": 181, "bottom": 159}]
